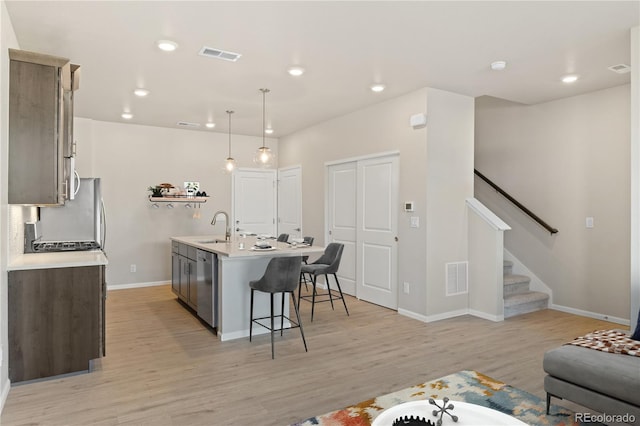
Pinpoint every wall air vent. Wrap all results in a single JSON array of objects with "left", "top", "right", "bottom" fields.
[
  {"left": 199, "top": 46, "right": 242, "bottom": 62},
  {"left": 608, "top": 63, "right": 631, "bottom": 74},
  {"left": 446, "top": 261, "right": 468, "bottom": 296},
  {"left": 176, "top": 121, "right": 201, "bottom": 128}
]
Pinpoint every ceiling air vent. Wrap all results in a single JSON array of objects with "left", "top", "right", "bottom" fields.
[
  {"left": 176, "top": 121, "right": 201, "bottom": 128},
  {"left": 608, "top": 63, "right": 631, "bottom": 74},
  {"left": 199, "top": 46, "right": 242, "bottom": 62}
]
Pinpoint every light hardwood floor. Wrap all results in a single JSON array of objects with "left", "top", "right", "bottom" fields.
[{"left": 1, "top": 285, "right": 622, "bottom": 425}]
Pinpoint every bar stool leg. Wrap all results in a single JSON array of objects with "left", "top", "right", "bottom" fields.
[
  {"left": 291, "top": 290, "right": 308, "bottom": 352},
  {"left": 333, "top": 273, "right": 350, "bottom": 316},
  {"left": 311, "top": 274, "right": 317, "bottom": 321},
  {"left": 249, "top": 288, "right": 255, "bottom": 341},
  {"left": 325, "top": 273, "right": 335, "bottom": 310},
  {"left": 270, "top": 293, "right": 275, "bottom": 359},
  {"left": 280, "top": 292, "right": 285, "bottom": 336}
]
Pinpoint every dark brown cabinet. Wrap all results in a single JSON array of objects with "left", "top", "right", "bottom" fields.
[
  {"left": 8, "top": 49, "right": 79, "bottom": 205},
  {"left": 8, "top": 265, "right": 105, "bottom": 382}
]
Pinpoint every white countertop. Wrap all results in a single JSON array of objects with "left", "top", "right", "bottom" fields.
[
  {"left": 8, "top": 250, "right": 109, "bottom": 271},
  {"left": 171, "top": 235, "right": 323, "bottom": 258}
]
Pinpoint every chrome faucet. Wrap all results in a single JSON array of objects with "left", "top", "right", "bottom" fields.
[{"left": 211, "top": 210, "right": 231, "bottom": 242}]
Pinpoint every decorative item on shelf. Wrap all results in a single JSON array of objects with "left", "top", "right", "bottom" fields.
[
  {"left": 147, "top": 185, "right": 164, "bottom": 198},
  {"left": 253, "top": 88, "right": 275, "bottom": 168},
  {"left": 429, "top": 397, "right": 459, "bottom": 425},
  {"left": 223, "top": 110, "right": 237, "bottom": 173}
]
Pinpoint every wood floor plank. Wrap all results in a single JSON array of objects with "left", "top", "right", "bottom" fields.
[{"left": 0, "top": 285, "right": 622, "bottom": 426}]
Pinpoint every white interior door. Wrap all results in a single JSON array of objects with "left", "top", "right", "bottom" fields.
[
  {"left": 356, "top": 155, "right": 399, "bottom": 309},
  {"left": 278, "top": 166, "right": 302, "bottom": 240},
  {"left": 232, "top": 169, "right": 277, "bottom": 236},
  {"left": 327, "top": 162, "right": 357, "bottom": 295}
]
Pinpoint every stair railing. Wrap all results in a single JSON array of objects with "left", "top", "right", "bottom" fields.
[{"left": 474, "top": 169, "right": 559, "bottom": 235}]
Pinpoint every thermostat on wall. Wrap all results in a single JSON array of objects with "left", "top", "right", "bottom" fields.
[{"left": 404, "top": 201, "right": 414, "bottom": 212}]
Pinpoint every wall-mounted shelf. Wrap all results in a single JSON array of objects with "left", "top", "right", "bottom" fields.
[
  {"left": 149, "top": 196, "right": 208, "bottom": 203},
  {"left": 149, "top": 196, "right": 209, "bottom": 210}
]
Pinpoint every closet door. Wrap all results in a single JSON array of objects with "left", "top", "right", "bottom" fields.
[
  {"left": 327, "top": 162, "right": 357, "bottom": 295},
  {"left": 232, "top": 169, "right": 277, "bottom": 237},
  {"left": 356, "top": 154, "right": 399, "bottom": 309}
]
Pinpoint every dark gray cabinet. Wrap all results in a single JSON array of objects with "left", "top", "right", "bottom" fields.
[
  {"left": 171, "top": 242, "right": 197, "bottom": 310},
  {"left": 8, "top": 49, "right": 79, "bottom": 205},
  {"left": 8, "top": 265, "right": 105, "bottom": 382}
]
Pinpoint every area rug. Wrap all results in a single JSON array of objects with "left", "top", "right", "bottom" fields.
[{"left": 292, "top": 370, "right": 592, "bottom": 426}]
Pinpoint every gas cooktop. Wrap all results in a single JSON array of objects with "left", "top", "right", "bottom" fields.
[{"left": 32, "top": 241, "right": 101, "bottom": 253}]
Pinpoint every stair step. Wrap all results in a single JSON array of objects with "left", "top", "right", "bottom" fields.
[
  {"left": 503, "top": 260, "right": 514, "bottom": 275},
  {"left": 503, "top": 274, "right": 530, "bottom": 295},
  {"left": 504, "top": 291, "right": 549, "bottom": 318}
]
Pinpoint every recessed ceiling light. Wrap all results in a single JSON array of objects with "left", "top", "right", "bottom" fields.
[
  {"left": 121, "top": 112, "right": 133, "bottom": 120},
  {"left": 561, "top": 74, "right": 579, "bottom": 84},
  {"left": 133, "top": 88, "right": 150, "bottom": 97},
  {"left": 490, "top": 61, "right": 507, "bottom": 71},
  {"left": 370, "top": 83, "right": 386, "bottom": 93},
  {"left": 265, "top": 128, "right": 274, "bottom": 135},
  {"left": 205, "top": 122, "right": 216, "bottom": 129},
  {"left": 157, "top": 40, "right": 178, "bottom": 52},
  {"left": 287, "top": 66, "right": 305, "bottom": 76}
]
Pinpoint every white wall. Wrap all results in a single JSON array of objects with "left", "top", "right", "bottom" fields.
[
  {"left": 0, "top": 0, "right": 19, "bottom": 409},
  {"left": 279, "top": 87, "right": 474, "bottom": 318},
  {"left": 80, "top": 118, "right": 277, "bottom": 287},
  {"left": 475, "top": 85, "right": 631, "bottom": 321}
]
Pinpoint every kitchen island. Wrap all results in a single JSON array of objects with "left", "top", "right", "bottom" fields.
[{"left": 171, "top": 235, "right": 323, "bottom": 341}]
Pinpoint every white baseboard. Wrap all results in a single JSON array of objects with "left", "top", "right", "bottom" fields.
[
  {"left": 107, "top": 280, "right": 169, "bottom": 291},
  {"left": 424, "top": 308, "right": 470, "bottom": 323},
  {"left": 468, "top": 309, "right": 504, "bottom": 322},
  {"left": 0, "top": 377, "right": 10, "bottom": 415},
  {"left": 398, "top": 308, "right": 429, "bottom": 323},
  {"left": 550, "top": 304, "right": 630, "bottom": 326}
]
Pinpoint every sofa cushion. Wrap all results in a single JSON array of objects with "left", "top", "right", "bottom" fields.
[{"left": 543, "top": 344, "right": 640, "bottom": 406}]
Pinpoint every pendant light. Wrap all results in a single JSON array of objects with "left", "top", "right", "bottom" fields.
[
  {"left": 253, "top": 88, "right": 275, "bottom": 168},
  {"left": 223, "top": 110, "right": 237, "bottom": 173}
]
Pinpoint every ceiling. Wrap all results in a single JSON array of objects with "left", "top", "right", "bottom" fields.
[{"left": 5, "top": 1, "right": 639, "bottom": 138}]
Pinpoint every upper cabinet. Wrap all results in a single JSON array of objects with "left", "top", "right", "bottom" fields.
[{"left": 8, "top": 49, "right": 80, "bottom": 205}]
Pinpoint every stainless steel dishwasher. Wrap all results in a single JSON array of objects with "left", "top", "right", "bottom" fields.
[{"left": 196, "top": 250, "right": 217, "bottom": 328}]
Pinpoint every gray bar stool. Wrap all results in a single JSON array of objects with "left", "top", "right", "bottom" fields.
[
  {"left": 249, "top": 256, "right": 307, "bottom": 359},
  {"left": 298, "top": 242, "right": 349, "bottom": 321}
]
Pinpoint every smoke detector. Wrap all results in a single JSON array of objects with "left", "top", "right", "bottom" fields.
[{"left": 608, "top": 64, "right": 631, "bottom": 74}]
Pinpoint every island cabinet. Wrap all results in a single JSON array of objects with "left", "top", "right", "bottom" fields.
[
  {"left": 171, "top": 241, "right": 197, "bottom": 310},
  {"left": 8, "top": 265, "right": 105, "bottom": 383}
]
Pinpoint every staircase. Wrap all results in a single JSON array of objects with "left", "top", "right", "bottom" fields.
[{"left": 503, "top": 260, "right": 549, "bottom": 318}]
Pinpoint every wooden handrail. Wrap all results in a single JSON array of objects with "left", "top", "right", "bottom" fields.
[{"left": 474, "top": 169, "right": 558, "bottom": 235}]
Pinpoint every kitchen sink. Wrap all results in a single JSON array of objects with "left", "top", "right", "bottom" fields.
[{"left": 197, "top": 239, "right": 227, "bottom": 244}]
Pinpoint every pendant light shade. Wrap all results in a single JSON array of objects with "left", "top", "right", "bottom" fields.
[
  {"left": 254, "top": 88, "right": 275, "bottom": 168},
  {"left": 223, "top": 110, "right": 236, "bottom": 173}
]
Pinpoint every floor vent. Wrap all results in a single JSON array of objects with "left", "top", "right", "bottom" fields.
[
  {"left": 199, "top": 46, "right": 242, "bottom": 62},
  {"left": 608, "top": 63, "right": 631, "bottom": 74},
  {"left": 446, "top": 261, "right": 468, "bottom": 296}
]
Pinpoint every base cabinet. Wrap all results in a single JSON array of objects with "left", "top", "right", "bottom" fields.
[
  {"left": 171, "top": 242, "right": 197, "bottom": 310},
  {"left": 8, "top": 265, "right": 105, "bottom": 382}
]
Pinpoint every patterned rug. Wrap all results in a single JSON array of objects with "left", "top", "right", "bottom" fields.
[{"left": 292, "top": 370, "right": 591, "bottom": 426}]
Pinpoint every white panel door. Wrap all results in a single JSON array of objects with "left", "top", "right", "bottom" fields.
[
  {"left": 278, "top": 166, "right": 302, "bottom": 240},
  {"left": 356, "top": 155, "right": 399, "bottom": 309},
  {"left": 327, "top": 162, "right": 357, "bottom": 295},
  {"left": 232, "top": 169, "right": 277, "bottom": 237}
]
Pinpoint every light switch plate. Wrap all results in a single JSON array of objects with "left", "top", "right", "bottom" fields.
[
  {"left": 410, "top": 216, "right": 419, "bottom": 228},
  {"left": 586, "top": 217, "right": 594, "bottom": 228}
]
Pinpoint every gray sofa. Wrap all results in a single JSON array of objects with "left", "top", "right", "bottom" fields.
[{"left": 543, "top": 343, "right": 640, "bottom": 424}]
